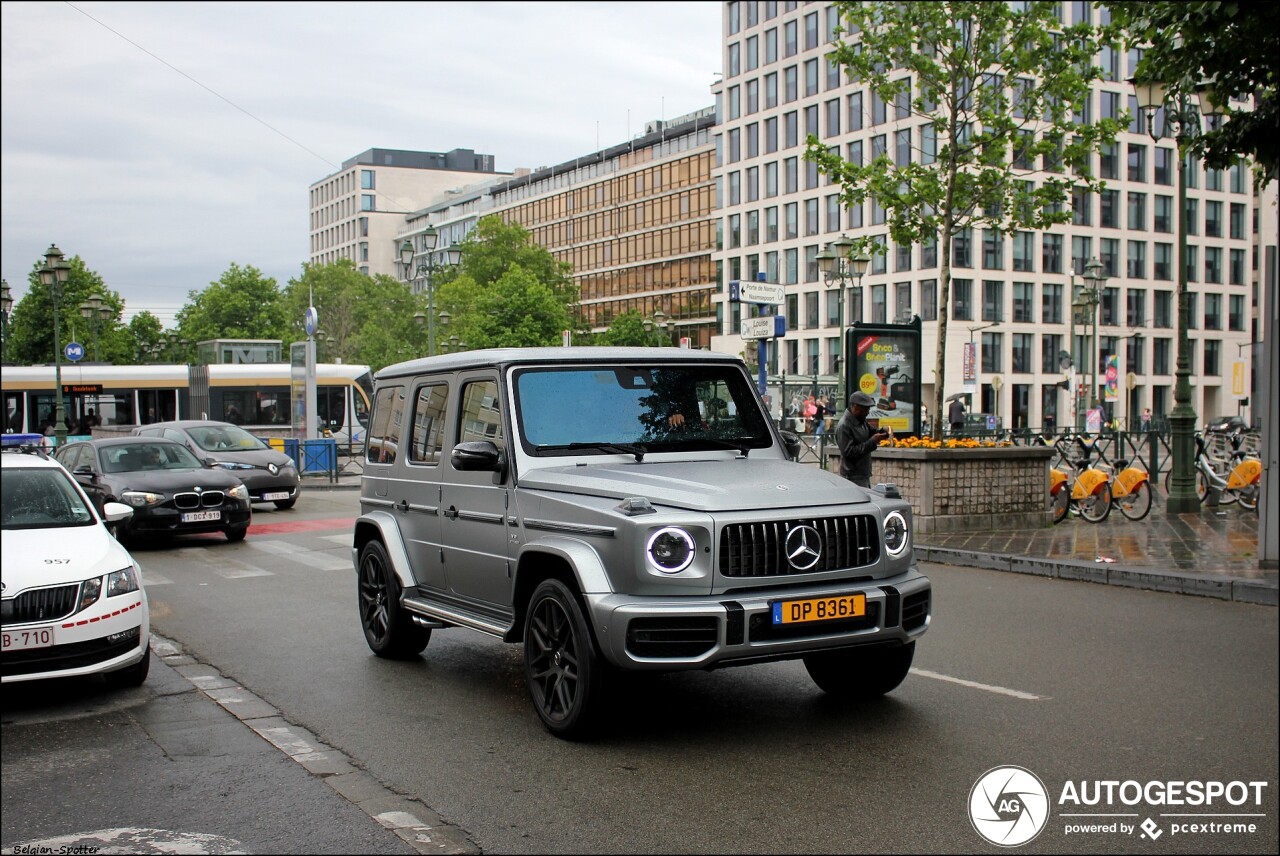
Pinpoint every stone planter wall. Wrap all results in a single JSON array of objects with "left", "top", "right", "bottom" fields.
[{"left": 870, "top": 445, "right": 1055, "bottom": 534}]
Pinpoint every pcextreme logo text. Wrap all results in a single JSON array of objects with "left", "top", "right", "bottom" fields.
[{"left": 969, "top": 768, "right": 1271, "bottom": 847}]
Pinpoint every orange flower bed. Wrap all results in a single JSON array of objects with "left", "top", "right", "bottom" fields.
[{"left": 877, "top": 436, "right": 1013, "bottom": 449}]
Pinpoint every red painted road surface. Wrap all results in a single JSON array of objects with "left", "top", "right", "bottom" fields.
[{"left": 248, "top": 516, "right": 356, "bottom": 536}]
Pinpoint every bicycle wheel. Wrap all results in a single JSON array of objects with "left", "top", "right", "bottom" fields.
[
  {"left": 1117, "top": 480, "right": 1152, "bottom": 521},
  {"left": 1052, "top": 486, "right": 1070, "bottom": 524},
  {"left": 1080, "top": 482, "right": 1113, "bottom": 523}
]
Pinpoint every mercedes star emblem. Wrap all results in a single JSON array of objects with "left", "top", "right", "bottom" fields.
[{"left": 785, "top": 524, "right": 823, "bottom": 571}]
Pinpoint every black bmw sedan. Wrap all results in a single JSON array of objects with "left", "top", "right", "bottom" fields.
[{"left": 54, "top": 437, "right": 251, "bottom": 543}]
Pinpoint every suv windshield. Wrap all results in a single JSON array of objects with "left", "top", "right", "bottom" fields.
[
  {"left": 1, "top": 468, "right": 95, "bottom": 530},
  {"left": 514, "top": 364, "right": 773, "bottom": 457},
  {"left": 189, "top": 424, "right": 268, "bottom": 452}
]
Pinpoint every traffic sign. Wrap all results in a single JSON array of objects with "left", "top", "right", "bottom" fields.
[
  {"left": 304, "top": 306, "right": 319, "bottom": 336},
  {"left": 740, "top": 315, "right": 787, "bottom": 340},
  {"left": 65, "top": 342, "right": 84, "bottom": 362},
  {"left": 728, "top": 280, "right": 785, "bottom": 305}
]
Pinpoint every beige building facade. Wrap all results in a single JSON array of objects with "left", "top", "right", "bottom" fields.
[{"left": 709, "top": 0, "right": 1274, "bottom": 432}]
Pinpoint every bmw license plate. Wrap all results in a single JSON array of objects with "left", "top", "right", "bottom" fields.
[
  {"left": 2, "top": 627, "right": 56, "bottom": 651},
  {"left": 772, "top": 593, "right": 866, "bottom": 625},
  {"left": 262, "top": 491, "right": 290, "bottom": 501},
  {"left": 181, "top": 510, "right": 221, "bottom": 523}
]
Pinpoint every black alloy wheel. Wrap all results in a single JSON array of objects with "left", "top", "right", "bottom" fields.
[
  {"left": 357, "top": 540, "right": 430, "bottom": 658},
  {"left": 804, "top": 641, "right": 916, "bottom": 700},
  {"left": 524, "top": 578, "right": 607, "bottom": 739}
]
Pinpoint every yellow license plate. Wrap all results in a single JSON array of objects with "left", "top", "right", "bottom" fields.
[{"left": 771, "top": 593, "right": 866, "bottom": 625}]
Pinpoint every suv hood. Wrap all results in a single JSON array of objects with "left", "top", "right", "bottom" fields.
[
  {"left": 517, "top": 458, "right": 865, "bottom": 512},
  {"left": 1, "top": 526, "right": 134, "bottom": 591}
]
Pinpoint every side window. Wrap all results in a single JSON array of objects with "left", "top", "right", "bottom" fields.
[
  {"left": 458, "top": 379, "right": 503, "bottom": 451},
  {"left": 162, "top": 428, "right": 187, "bottom": 444},
  {"left": 410, "top": 383, "right": 449, "bottom": 465},
  {"left": 367, "top": 384, "right": 406, "bottom": 464},
  {"left": 62, "top": 446, "right": 87, "bottom": 471}
]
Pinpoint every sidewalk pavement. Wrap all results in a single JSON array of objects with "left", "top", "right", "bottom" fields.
[{"left": 301, "top": 473, "right": 1277, "bottom": 606}]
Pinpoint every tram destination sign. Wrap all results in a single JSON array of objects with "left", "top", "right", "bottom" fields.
[{"left": 62, "top": 383, "right": 103, "bottom": 394}]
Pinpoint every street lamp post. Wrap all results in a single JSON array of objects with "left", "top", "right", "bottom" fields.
[
  {"left": 642, "top": 308, "right": 671, "bottom": 345},
  {"left": 1071, "top": 258, "right": 1106, "bottom": 429},
  {"left": 0, "top": 279, "right": 12, "bottom": 366},
  {"left": 400, "top": 227, "right": 462, "bottom": 357},
  {"left": 38, "top": 244, "right": 72, "bottom": 447},
  {"left": 816, "top": 235, "right": 870, "bottom": 405},
  {"left": 967, "top": 321, "right": 1000, "bottom": 423},
  {"left": 78, "top": 293, "right": 111, "bottom": 362},
  {"left": 1132, "top": 75, "right": 1225, "bottom": 513}
]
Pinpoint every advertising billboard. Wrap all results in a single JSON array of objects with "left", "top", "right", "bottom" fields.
[{"left": 846, "top": 317, "right": 923, "bottom": 435}]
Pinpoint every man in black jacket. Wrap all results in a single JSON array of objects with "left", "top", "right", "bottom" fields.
[{"left": 835, "top": 391, "right": 889, "bottom": 488}]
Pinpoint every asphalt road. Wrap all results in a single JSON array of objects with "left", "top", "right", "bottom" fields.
[{"left": 5, "top": 491, "right": 1278, "bottom": 854}]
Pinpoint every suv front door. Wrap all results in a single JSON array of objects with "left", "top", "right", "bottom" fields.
[{"left": 440, "top": 373, "right": 513, "bottom": 611}]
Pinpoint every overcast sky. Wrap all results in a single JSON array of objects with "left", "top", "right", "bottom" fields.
[{"left": 1, "top": 1, "right": 721, "bottom": 326}]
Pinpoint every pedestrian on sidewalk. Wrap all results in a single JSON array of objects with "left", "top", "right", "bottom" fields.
[
  {"left": 948, "top": 396, "right": 966, "bottom": 435},
  {"left": 836, "top": 391, "right": 890, "bottom": 488},
  {"left": 813, "top": 395, "right": 829, "bottom": 439}
]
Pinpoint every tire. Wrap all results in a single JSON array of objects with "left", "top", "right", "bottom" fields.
[
  {"left": 1079, "top": 482, "right": 1112, "bottom": 523},
  {"left": 225, "top": 525, "right": 248, "bottom": 542},
  {"left": 357, "top": 541, "right": 430, "bottom": 659},
  {"left": 273, "top": 497, "right": 297, "bottom": 510},
  {"left": 104, "top": 650, "right": 151, "bottom": 688},
  {"left": 524, "top": 578, "right": 608, "bottom": 739},
  {"left": 803, "top": 641, "right": 915, "bottom": 700},
  {"left": 1117, "top": 480, "right": 1153, "bottom": 521},
  {"left": 1051, "top": 485, "right": 1070, "bottom": 524}
]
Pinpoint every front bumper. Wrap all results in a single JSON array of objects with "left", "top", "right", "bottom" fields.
[
  {"left": 128, "top": 503, "right": 252, "bottom": 538},
  {"left": 588, "top": 567, "right": 930, "bottom": 670},
  {"left": 2, "top": 598, "right": 149, "bottom": 682}
]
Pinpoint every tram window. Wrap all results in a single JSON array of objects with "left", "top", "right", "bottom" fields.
[
  {"left": 4, "top": 392, "right": 23, "bottom": 433},
  {"left": 83, "top": 394, "right": 134, "bottom": 427}
]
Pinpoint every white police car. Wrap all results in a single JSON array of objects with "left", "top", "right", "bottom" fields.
[{"left": 1, "top": 434, "right": 151, "bottom": 686}]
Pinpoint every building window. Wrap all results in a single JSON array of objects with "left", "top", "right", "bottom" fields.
[
  {"left": 1042, "top": 334, "right": 1062, "bottom": 373},
  {"left": 1042, "top": 234, "right": 1063, "bottom": 274},
  {"left": 952, "top": 278, "right": 973, "bottom": 321},
  {"left": 1013, "top": 282, "right": 1034, "bottom": 322},
  {"left": 1127, "top": 240, "right": 1146, "bottom": 279},
  {"left": 1042, "top": 282, "right": 1062, "bottom": 324},
  {"left": 361, "top": 194, "right": 375, "bottom": 211},
  {"left": 1203, "top": 339, "right": 1221, "bottom": 376},
  {"left": 920, "top": 279, "right": 937, "bottom": 321},
  {"left": 982, "top": 332, "right": 1002, "bottom": 373},
  {"left": 1012, "top": 334, "right": 1033, "bottom": 374},
  {"left": 982, "top": 280, "right": 1004, "bottom": 322},
  {"left": 361, "top": 169, "right": 375, "bottom": 190},
  {"left": 1229, "top": 294, "right": 1246, "bottom": 331},
  {"left": 982, "top": 229, "right": 1004, "bottom": 269},
  {"left": 1154, "top": 195, "right": 1173, "bottom": 233},
  {"left": 1204, "top": 293, "right": 1222, "bottom": 330},
  {"left": 1154, "top": 337, "right": 1171, "bottom": 374}
]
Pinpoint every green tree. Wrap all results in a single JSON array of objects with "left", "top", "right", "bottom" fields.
[
  {"left": 806, "top": 1, "right": 1122, "bottom": 438},
  {"left": 594, "top": 311, "right": 671, "bottom": 347},
  {"left": 435, "top": 215, "right": 582, "bottom": 348},
  {"left": 126, "top": 311, "right": 165, "bottom": 362},
  {"left": 1106, "top": 1, "right": 1279, "bottom": 183},
  {"left": 175, "top": 263, "right": 286, "bottom": 349},
  {"left": 7, "top": 255, "right": 125, "bottom": 366}
]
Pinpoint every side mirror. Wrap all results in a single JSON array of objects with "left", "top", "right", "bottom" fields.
[
  {"left": 102, "top": 501, "right": 134, "bottom": 523},
  {"left": 779, "top": 430, "right": 802, "bottom": 461},
  {"left": 451, "top": 440, "right": 505, "bottom": 472}
]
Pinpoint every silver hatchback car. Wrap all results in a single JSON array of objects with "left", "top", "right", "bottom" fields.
[{"left": 135, "top": 420, "right": 300, "bottom": 509}]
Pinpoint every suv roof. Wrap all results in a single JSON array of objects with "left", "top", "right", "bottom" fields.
[{"left": 376, "top": 346, "right": 741, "bottom": 381}]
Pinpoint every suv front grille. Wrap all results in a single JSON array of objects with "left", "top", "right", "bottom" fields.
[
  {"left": 173, "top": 491, "right": 224, "bottom": 509},
  {"left": 719, "top": 515, "right": 880, "bottom": 577},
  {"left": 1, "top": 583, "right": 80, "bottom": 624}
]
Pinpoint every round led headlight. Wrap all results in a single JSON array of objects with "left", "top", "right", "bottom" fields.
[
  {"left": 883, "top": 511, "right": 909, "bottom": 558},
  {"left": 646, "top": 527, "right": 696, "bottom": 573}
]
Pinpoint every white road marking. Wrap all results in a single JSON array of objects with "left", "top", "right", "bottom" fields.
[
  {"left": 184, "top": 548, "right": 274, "bottom": 580},
  {"left": 911, "top": 668, "right": 1047, "bottom": 700},
  {"left": 249, "top": 540, "right": 351, "bottom": 571},
  {"left": 0, "top": 827, "right": 247, "bottom": 854},
  {"left": 320, "top": 534, "right": 353, "bottom": 545}
]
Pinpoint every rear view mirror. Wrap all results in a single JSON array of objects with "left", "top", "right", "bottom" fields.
[{"left": 451, "top": 440, "right": 505, "bottom": 472}]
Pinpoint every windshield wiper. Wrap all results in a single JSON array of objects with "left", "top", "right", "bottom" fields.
[
  {"left": 560, "top": 442, "right": 647, "bottom": 462},
  {"left": 685, "top": 437, "right": 752, "bottom": 457}
]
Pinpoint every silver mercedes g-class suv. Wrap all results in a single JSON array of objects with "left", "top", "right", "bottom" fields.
[{"left": 354, "top": 347, "right": 930, "bottom": 738}]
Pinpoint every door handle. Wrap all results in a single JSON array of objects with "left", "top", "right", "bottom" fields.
[
  {"left": 395, "top": 499, "right": 409, "bottom": 512},
  {"left": 444, "top": 505, "right": 459, "bottom": 520}
]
